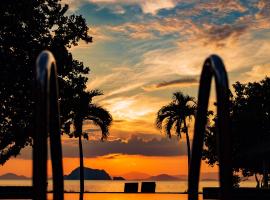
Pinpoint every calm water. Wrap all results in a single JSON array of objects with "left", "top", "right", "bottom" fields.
[
  {"left": 0, "top": 180, "right": 256, "bottom": 192},
  {"left": 0, "top": 179, "right": 256, "bottom": 200},
  {"left": 0, "top": 180, "right": 218, "bottom": 192}
]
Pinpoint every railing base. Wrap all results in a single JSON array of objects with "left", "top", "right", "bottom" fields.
[
  {"left": 0, "top": 186, "right": 33, "bottom": 199},
  {"left": 203, "top": 187, "right": 270, "bottom": 200}
]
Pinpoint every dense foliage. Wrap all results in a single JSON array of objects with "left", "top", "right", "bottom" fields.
[
  {"left": 0, "top": 0, "right": 92, "bottom": 164},
  {"left": 203, "top": 77, "right": 270, "bottom": 187}
]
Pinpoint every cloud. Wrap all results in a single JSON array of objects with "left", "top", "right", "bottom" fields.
[
  {"left": 244, "top": 63, "right": 270, "bottom": 82},
  {"left": 103, "top": 18, "right": 198, "bottom": 40},
  {"left": 68, "top": 0, "right": 270, "bottom": 142},
  {"left": 142, "top": 77, "right": 198, "bottom": 91},
  {"left": 82, "top": 0, "right": 248, "bottom": 16},
  {"left": 203, "top": 23, "right": 248, "bottom": 46},
  {"left": 256, "top": 0, "right": 270, "bottom": 19},
  {"left": 87, "top": 73, "right": 120, "bottom": 90},
  {"left": 101, "top": 94, "right": 165, "bottom": 121},
  {"left": 136, "top": 29, "right": 270, "bottom": 80},
  {"left": 101, "top": 153, "right": 122, "bottom": 159},
  {"left": 63, "top": 0, "right": 179, "bottom": 14},
  {"left": 15, "top": 134, "right": 187, "bottom": 159},
  {"left": 62, "top": 134, "right": 187, "bottom": 157},
  {"left": 67, "top": 0, "right": 270, "bottom": 46},
  {"left": 61, "top": 0, "right": 85, "bottom": 11},
  {"left": 195, "top": 0, "right": 247, "bottom": 14},
  {"left": 138, "top": 0, "right": 177, "bottom": 14},
  {"left": 100, "top": 13, "right": 256, "bottom": 46},
  {"left": 102, "top": 82, "right": 144, "bottom": 99}
]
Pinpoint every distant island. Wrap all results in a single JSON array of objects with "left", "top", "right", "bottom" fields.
[
  {"left": 64, "top": 167, "right": 111, "bottom": 180},
  {"left": 64, "top": 167, "right": 125, "bottom": 180},
  {"left": 119, "top": 171, "right": 219, "bottom": 181},
  {"left": 0, "top": 169, "right": 218, "bottom": 181},
  {"left": 0, "top": 173, "right": 30, "bottom": 180},
  {"left": 113, "top": 176, "right": 125, "bottom": 180},
  {"left": 146, "top": 174, "right": 180, "bottom": 181}
]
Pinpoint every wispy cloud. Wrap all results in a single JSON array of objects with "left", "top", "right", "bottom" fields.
[
  {"left": 105, "top": 18, "right": 197, "bottom": 40},
  {"left": 102, "top": 82, "right": 144, "bottom": 99},
  {"left": 244, "top": 63, "right": 270, "bottom": 82},
  {"left": 142, "top": 77, "right": 198, "bottom": 91},
  {"left": 194, "top": 0, "right": 247, "bottom": 14},
  {"left": 101, "top": 94, "right": 165, "bottom": 121},
  {"left": 63, "top": 0, "right": 179, "bottom": 14},
  {"left": 87, "top": 73, "right": 121, "bottom": 90}
]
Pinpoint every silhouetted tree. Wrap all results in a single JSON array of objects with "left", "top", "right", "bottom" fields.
[
  {"left": 203, "top": 77, "right": 270, "bottom": 188},
  {"left": 0, "top": 0, "right": 92, "bottom": 164},
  {"left": 156, "top": 91, "right": 196, "bottom": 168},
  {"left": 64, "top": 90, "right": 112, "bottom": 200}
]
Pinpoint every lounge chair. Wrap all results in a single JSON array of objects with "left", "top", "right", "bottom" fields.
[{"left": 124, "top": 182, "right": 138, "bottom": 193}]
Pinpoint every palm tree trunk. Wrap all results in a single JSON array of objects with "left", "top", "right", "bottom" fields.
[
  {"left": 255, "top": 174, "right": 260, "bottom": 188},
  {"left": 263, "top": 160, "right": 268, "bottom": 188},
  {"left": 184, "top": 119, "right": 191, "bottom": 170},
  {"left": 79, "top": 135, "right": 84, "bottom": 200}
]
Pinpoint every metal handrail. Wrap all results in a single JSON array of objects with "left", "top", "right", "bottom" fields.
[
  {"left": 34, "top": 50, "right": 64, "bottom": 200},
  {"left": 188, "top": 55, "right": 233, "bottom": 200}
]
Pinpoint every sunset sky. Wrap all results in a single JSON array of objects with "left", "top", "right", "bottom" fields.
[{"left": 1, "top": 0, "right": 270, "bottom": 179}]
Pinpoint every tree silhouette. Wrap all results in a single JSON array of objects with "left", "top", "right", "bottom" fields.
[
  {"left": 156, "top": 91, "right": 196, "bottom": 168},
  {"left": 0, "top": 0, "right": 92, "bottom": 163},
  {"left": 64, "top": 90, "right": 112, "bottom": 200},
  {"left": 203, "top": 77, "right": 270, "bottom": 188}
]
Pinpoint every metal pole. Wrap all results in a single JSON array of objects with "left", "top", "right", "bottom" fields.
[
  {"left": 188, "top": 55, "right": 232, "bottom": 200},
  {"left": 34, "top": 50, "right": 64, "bottom": 200}
]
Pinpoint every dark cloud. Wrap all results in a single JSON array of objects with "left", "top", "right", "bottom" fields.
[
  {"left": 205, "top": 23, "right": 248, "bottom": 45},
  {"left": 113, "top": 119, "right": 126, "bottom": 123},
  {"left": 16, "top": 134, "right": 187, "bottom": 160},
  {"left": 156, "top": 77, "right": 198, "bottom": 88},
  {"left": 142, "top": 77, "right": 198, "bottom": 91},
  {"left": 63, "top": 134, "right": 187, "bottom": 157}
]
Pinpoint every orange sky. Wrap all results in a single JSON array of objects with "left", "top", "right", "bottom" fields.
[{"left": 0, "top": 154, "right": 218, "bottom": 180}]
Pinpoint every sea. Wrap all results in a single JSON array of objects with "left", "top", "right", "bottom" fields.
[{"left": 0, "top": 180, "right": 256, "bottom": 200}]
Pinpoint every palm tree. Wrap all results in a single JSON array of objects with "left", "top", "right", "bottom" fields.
[
  {"left": 67, "top": 90, "right": 112, "bottom": 200},
  {"left": 156, "top": 91, "right": 196, "bottom": 167}
]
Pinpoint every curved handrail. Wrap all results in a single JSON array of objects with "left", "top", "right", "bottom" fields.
[
  {"left": 188, "top": 55, "right": 233, "bottom": 200},
  {"left": 33, "top": 50, "right": 64, "bottom": 200}
]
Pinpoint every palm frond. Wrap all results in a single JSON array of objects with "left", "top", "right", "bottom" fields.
[
  {"left": 88, "top": 89, "right": 103, "bottom": 101},
  {"left": 164, "top": 116, "right": 177, "bottom": 138},
  {"left": 156, "top": 103, "right": 177, "bottom": 129},
  {"left": 156, "top": 91, "right": 197, "bottom": 139},
  {"left": 86, "top": 104, "right": 113, "bottom": 139},
  {"left": 173, "top": 91, "right": 195, "bottom": 106},
  {"left": 175, "top": 118, "right": 182, "bottom": 138}
]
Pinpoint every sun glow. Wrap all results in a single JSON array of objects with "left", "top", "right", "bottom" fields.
[{"left": 106, "top": 97, "right": 155, "bottom": 121}]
